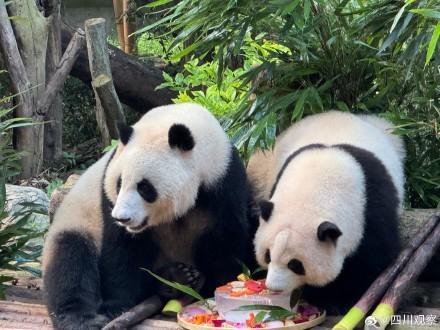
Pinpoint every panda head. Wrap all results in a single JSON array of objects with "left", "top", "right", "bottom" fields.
[
  {"left": 254, "top": 148, "right": 366, "bottom": 292},
  {"left": 103, "top": 103, "right": 231, "bottom": 233}
]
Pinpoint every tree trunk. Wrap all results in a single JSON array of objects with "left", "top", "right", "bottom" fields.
[
  {"left": 122, "top": 0, "right": 134, "bottom": 54},
  {"left": 85, "top": 18, "right": 113, "bottom": 146},
  {"left": 43, "top": 0, "right": 63, "bottom": 163},
  {"left": 0, "top": 0, "right": 48, "bottom": 178},
  {"left": 113, "top": 0, "right": 124, "bottom": 50},
  {"left": 61, "top": 24, "right": 176, "bottom": 113}
]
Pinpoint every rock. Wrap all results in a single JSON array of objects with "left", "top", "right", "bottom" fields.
[
  {"left": 5, "top": 185, "right": 49, "bottom": 251},
  {"left": 5, "top": 185, "right": 49, "bottom": 233},
  {"left": 48, "top": 174, "right": 80, "bottom": 222}
]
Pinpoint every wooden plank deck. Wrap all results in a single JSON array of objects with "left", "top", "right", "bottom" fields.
[{"left": 1, "top": 274, "right": 439, "bottom": 329}]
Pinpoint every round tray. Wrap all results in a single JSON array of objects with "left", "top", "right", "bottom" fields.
[{"left": 177, "top": 303, "right": 326, "bottom": 330}]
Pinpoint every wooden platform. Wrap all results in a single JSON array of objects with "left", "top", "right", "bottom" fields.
[{"left": 1, "top": 274, "right": 439, "bottom": 329}]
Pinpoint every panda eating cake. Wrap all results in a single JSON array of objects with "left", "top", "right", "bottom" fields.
[
  {"left": 248, "top": 111, "right": 405, "bottom": 314},
  {"left": 42, "top": 103, "right": 258, "bottom": 330}
]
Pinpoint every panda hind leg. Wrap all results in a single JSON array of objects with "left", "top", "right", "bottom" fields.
[{"left": 44, "top": 231, "right": 108, "bottom": 329}]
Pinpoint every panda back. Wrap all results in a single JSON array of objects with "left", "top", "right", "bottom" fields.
[{"left": 42, "top": 151, "right": 112, "bottom": 271}]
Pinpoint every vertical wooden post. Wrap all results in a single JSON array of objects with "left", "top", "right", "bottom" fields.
[
  {"left": 85, "top": 18, "right": 126, "bottom": 146},
  {"left": 113, "top": 0, "right": 124, "bottom": 51},
  {"left": 43, "top": 0, "right": 63, "bottom": 163},
  {"left": 122, "top": 0, "right": 134, "bottom": 54}
]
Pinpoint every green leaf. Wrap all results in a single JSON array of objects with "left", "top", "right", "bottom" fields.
[
  {"left": 251, "top": 267, "right": 266, "bottom": 277},
  {"left": 170, "top": 41, "right": 202, "bottom": 61},
  {"left": 390, "top": 1, "right": 415, "bottom": 33},
  {"left": 425, "top": 22, "right": 440, "bottom": 67},
  {"left": 409, "top": 9, "right": 440, "bottom": 19},
  {"left": 236, "top": 259, "right": 251, "bottom": 278},
  {"left": 292, "top": 89, "right": 307, "bottom": 120},
  {"left": 143, "top": 0, "right": 174, "bottom": 8},
  {"left": 265, "top": 309, "right": 295, "bottom": 322},
  {"left": 254, "top": 311, "right": 268, "bottom": 323},
  {"left": 142, "top": 268, "right": 205, "bottom": 302},
  {"left": 304, "top": 0, "right": 311, "bottom": 21},
  {"left": 335, "top": 101, "right": 350, "bottom": 112}
]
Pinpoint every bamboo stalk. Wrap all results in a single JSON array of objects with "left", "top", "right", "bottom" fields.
[
  {"left": 102, "top": 295, "right": 162, "bottom": 330},
  {"left": 333, "top": 214, "right": 440, "bottom": 330},
  {"left": 366, "top": 216, "right": 440, "bottom": 330}
]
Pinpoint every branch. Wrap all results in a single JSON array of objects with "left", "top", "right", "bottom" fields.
[
  {"left": 92, "top": 73, "right": 126, "bottom": 137},
  {"left": 0, "top": 0, "right": 31, "bottom": 98},
  {"left": 102, "top": 295, "right": 162, "bottom": 330},
  {"left": 37, "top": 31, "right": 84, "bottom": 115}
]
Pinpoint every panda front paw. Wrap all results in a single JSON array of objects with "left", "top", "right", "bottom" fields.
[{"left": 156, "top": 262, "right": 205, "bottom": 299}]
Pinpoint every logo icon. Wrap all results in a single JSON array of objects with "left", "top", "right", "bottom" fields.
[{"left": 365, "top": 316, "right": 379, "bottom": 328}]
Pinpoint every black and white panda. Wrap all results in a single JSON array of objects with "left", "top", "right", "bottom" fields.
[
  {"left": 42, "top": 103, "right": 257, "bottom": 329},
  {"left": 247, "top": 111, "right": 405, "bottom": 314}
]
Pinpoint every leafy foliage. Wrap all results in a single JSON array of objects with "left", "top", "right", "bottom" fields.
[
  {"left": 141, "top": 0, "right": 440, "bottom": 208},
  {"left": 0, "top": 100, "right": 45, "bottom": 297}
]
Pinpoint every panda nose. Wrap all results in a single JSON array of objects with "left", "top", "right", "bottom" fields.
[{"left": 115, "top": 217, "right": 131, "bottom": 224}]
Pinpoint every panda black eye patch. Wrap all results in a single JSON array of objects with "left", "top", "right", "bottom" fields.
[
  {"left": 137, "top": 179, "right": 158, "bottom": 203},
  {"left": 287, "top": 258, "right": 305, "bottom": 276},
  {"left": 264, "top": 249, "right": 271, "bottom": 264},
  {"left": 117, "top": 176, "right": 122, "bottom": 193}
]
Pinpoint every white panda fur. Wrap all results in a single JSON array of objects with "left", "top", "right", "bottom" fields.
[
  {"left": 250, "top": 111, "right": 405, "bottom": 314},
  {"left": 43, "top": 103, "right": 257, "bottom": 330}
]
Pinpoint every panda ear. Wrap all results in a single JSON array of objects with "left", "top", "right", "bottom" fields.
[
  {"left": 259, "top": 200, "right": 274, "bottom": 221},
  {"left": 317, "top": 221, "right": 342, "bottom": 243},
  {"left": 117, "top": 122, "right": 133, "bottom": 145},
  {"left": 168, "top": 124, "right": 195, "bottom": 151}
]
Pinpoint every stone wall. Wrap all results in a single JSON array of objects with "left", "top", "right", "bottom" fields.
[{"left": 63, "top": 0, "right": 116, "bottom": 38}]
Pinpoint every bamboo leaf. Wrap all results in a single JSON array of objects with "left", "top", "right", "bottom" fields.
[
  {"left": 425, "top": 22, "right": 440, "bottom": 67},
  {"left": 143, "top": 0, "right": 174, "bottom": 8},
  {"left": 143, "top": 268, "right": 205, "bottom": 302},
  {"left": 254, "top": 311, "right": 268, "bottom": 323},
  {"left": 390, "top": 1, "right": 415, "bottom": 33},
  {"left": 409, "top": 9, "right": 440, "bottom": 19}
]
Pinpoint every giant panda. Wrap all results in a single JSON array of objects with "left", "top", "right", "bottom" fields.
[
  {"left": 247, "top": 111, "right": 405, "bottom": 314},
  {"left": 42, "top": 103, "right": 257, "bottom": 329}
]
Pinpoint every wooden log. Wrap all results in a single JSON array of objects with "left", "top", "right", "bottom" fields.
[
  {"left": 92, "top": 73, "right": 126, "bottom": 138},
  {"left": 85, "top": 17, "right": 114, "bottom": 145},
  {"left": 0, "top": 0, "right": 42, "bottom": 178},
  {"left": 43, "top": 0, "right": 63, "bottom": 163},
  {"left": 112, "top": 0, "right": 124, "bottom": 50},
  {"left": 85, "top": 18, "right": 123, "bottom": 145},
  {"left": 102, "top": 295, "right": 162, "bottom": 330},
  {"left": 37, "top": 31, "right": 84, "bottom": 116},
  {"left": 61, "top": 23, "right": 176, "bottom": 113},
  {"left": 7, "top": 0, "right": 49, "bottom": 177},
  {"left": 367, "top": 217, "right": 440, "bottom": 330},
  {"left": 122, "top": 0, "right": 134, "bottom": 54},
  {"left": 333, "top": 215, "right": 440, "bottom": 330}
]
